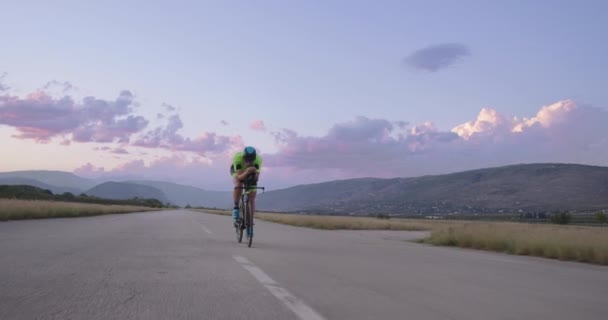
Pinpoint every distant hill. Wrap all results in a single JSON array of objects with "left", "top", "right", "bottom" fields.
[
  {"left": 128, "top": 180, "right": 231, "bottom": 208},
  {"left": 0, "top": 170, "right": 232, "bottom": 209},
  {"left": 256, "top": 163, "right": 608, "bottom": 215},
  {"left": 0, "top": 185, "right": 166, "bottom": 208},
  {"left": 85, "top": 182, "right": 169, "bottom": 204},
  {"left": 0, "top": 177, "right": 81, "bottom": 195},
  {"left": 0, "top": 171, "right": 95, "bottom": 192},
  {"left": 5, "top": 163, "right": 607, "bottom": 214}
]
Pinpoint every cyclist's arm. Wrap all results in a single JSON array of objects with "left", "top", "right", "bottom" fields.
[
  {"left": 236, "top": 169, "right": 254, "bottom": 181},
  {"left": 252, "top": 157, "right": 262, "bottom": 182},
  {"left": 232, "top": 153, "right": 244, "bottom": 177},
  {"left": 254, "top": 156, "right": 263, "bottom": 173}
]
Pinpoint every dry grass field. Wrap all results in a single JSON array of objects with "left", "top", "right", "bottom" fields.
[
  {"left": 0, "top": 199, "right": 162, "bottom": 221},
  {"left": 197, "top": 208, "right": 608, "bottom": 265}
]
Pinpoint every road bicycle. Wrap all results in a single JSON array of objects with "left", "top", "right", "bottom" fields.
[{"left": 234, "top": 175, "right": 264, "bottom": 247}]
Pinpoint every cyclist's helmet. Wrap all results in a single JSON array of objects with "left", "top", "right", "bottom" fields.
[{"left": 243, "top": 146, "right": 257, "bottom": 162}]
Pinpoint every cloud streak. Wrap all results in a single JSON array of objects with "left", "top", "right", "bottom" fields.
[
  {"left": 405, "top": 43, "right": 470, "bottom": 72},
  {"left": 94, "top": 146, "right": 128, "bottom": 154},
  {"left": 162, "top": 102, "right": 176, "bottom": 112},
  {"left": 0, "top": 73, "right": 9, "bottom": 92},
  {"left": 250, "top": 120, "right": 267, "bottom": 132},
  {"left": 43, "top": 80, "right": 75, "bottom": 93}
]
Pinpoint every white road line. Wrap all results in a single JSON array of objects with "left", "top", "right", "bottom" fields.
[
  {"left": 233, "top": 255, "right": 251, "bottom": 264},
  {"left": 201, "top": 225, "right": 213, "bottom": 234},
  {"left": 233, "top": 255, "right": 326, "bottom": 320}
]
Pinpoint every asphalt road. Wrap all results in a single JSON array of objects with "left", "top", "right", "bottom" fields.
[{"left": 1, "top": 210, "right": 606, "bottom": 320}]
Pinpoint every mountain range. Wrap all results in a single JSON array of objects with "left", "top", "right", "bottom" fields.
[
  {"left": 0, "top": 177, "right": 81, "bottom": 195},
  {"left": 0, "top": 171, "right": 95, "bottom": 194},
  {"left": 255, "top": 163, "right": 608, "bottom": 215},
  {"left": 85, "top": 182, "right": 171, "bottom": 204},
  {"left": 1, "top": 163, "right": 607, "bottom": 215}
]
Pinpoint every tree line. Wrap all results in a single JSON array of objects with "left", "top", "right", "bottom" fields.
[{"left": 0, "top": 185, "right": 168, "bottom": 208}]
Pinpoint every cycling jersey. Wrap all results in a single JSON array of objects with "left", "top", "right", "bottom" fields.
[{"left": 230, "top": 151, "right": 263, "bottom": 177}]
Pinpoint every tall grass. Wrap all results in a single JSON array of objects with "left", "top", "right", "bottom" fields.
[
  {"left": 0, "top": 199, "right": 162, "bottom": 221},
  {"left": 197, "top": 209, "right": 608, "bottom": 265},
  {"left": 197, "top": 209, "right": 445, "bottom": 230},
  {"left": 423, "top": 222, "right": 608, "bottom": 265},
  {"left": 256, "top": 213, "right": 433, "bottom": 231}
]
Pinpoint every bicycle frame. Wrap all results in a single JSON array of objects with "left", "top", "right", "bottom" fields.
[{"left": 234, "top": 175, "right": 264, "bottom": 247}]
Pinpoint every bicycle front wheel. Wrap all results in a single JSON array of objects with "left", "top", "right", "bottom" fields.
[{"left": 236, "top": 203, "right": 244, "bottom": 243}]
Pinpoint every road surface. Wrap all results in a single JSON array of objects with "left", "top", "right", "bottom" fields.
[{"left": 1, "top": 210, "right": 606, "bottom": 319}]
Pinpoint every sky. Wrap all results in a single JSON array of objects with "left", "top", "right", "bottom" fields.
[{"left": 1, "top": 0, "right": 608, "bottom": 190}]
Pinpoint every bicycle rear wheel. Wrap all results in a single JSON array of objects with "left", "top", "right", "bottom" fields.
[
  {"left": 246, "top": 201, "right": 253, "bottom": 247},
  {"left": 236, "top": 221, "right": 243, "bottom": 243}
]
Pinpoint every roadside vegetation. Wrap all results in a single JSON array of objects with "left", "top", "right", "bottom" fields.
[
  {"left": 0, "top": 185, "right": 168, "bottom": 208},
  {"left": 0, "top": 185, "right": 169, "bottom": 221},
  {"left": 195, "top": 208, "right": 608, "bottom": 265},
  {"left": 420, "top": 222, "right": 608, "bottom": 265},
  {"left": 0, "top": 199, "right": 162, "bottom": 221}
]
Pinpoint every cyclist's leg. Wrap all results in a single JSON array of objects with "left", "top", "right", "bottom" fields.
[
  {"left": 232, "top": 176, "right": 243, "bottom": 204},
  {"left": 232, "top": 169, "right": 244, "bottom": 221},
  {"left": 230, "top": 165, "right": 238, "bottom": 205}
]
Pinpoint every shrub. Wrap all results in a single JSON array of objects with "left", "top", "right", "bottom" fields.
[
  {"left": 375, "top": 213, "right": 390, "bottom": 219},
  {"left": 551, "top": 211, "right": 572, "bottom": 225}
]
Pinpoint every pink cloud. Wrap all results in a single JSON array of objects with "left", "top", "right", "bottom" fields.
[
  {"left": 115, "top": 159, "right": 146, "bottom": 172},
  {"left": 266, "top": 100, "right": 608, "bottom": 181},
  {"left": 0, "top": 89, "right": 148, "bottom": 143},
  {"left": 266, "top": 116, "right": 439, "bottom": 174},
  {"left": 74, "top": 163, "right": 106, "bottom": 177},
  {"left": 250, "top": 120, "right": 267, "bottom": 132},
  {"left": 512, "top": 100, "right": 577, "bottom": 132},
  {"left": 133, "top": 114, "right": 243, "bottom": 156},
  {"left": 451, "top": 108, "right": 512, "bottom": 140},
  {"left": 452, "top": 100, "right": 581, "bottom": 140},
  {"left": 112, "top": 148, "right": 129, "bottom": 154},
  {"left": 1, "top": 79, "right": 243, "bottom": 160},
  {"left": 74, "top": 99, "right": 608, "bottom": 190},
  {"left": 74, "top": 155, "right": 230, "bottom": 189}
]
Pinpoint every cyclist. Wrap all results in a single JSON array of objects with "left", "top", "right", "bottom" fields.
[{"left": 230, "top": 146, "right": 263, "bottom": 229}]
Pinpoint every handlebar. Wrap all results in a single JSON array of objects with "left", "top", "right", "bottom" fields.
[
  {"left": 234, "top": 185, "right": 265, "bottom": 190},
  {"left": 234, "top": 173, "right": 264, "bottom": 192}
]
